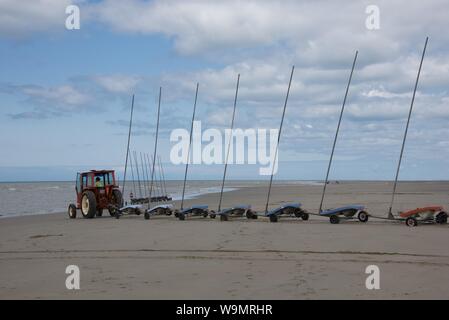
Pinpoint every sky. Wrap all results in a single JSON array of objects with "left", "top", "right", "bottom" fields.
[{"left": 0, "top": 0, "right": 449, "bottom": 182}]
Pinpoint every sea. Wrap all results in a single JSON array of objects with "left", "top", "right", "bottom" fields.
[{"left": 0, "top": 180, "right": 322, "bottom": 218}]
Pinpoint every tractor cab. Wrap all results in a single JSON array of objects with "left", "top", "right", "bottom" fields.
[
  {"left": 76, "top": 170, "right": 117, "bottom": 198},
  {"left": 76, "top": 170, "right": 115, "bottom": 190}
]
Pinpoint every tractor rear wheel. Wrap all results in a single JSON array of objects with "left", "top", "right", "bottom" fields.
[
  {"left": 406, "top": 217, "right": 418, "bottom": 227},
  {"left": 81, "top": 191, "right": 97, "bottom": 219},
  {"left": 144, "top": 211, "right": 150, "bottom": 220},
  {"left": 109, "top": 189, "right": 123, "bottom": 216},
  {"left": 68, "top": 204, "right": 77, "bottom": 219},
  {"left": 358, "top": 211, "right": 369, "bottom": 223},
  {"left": 97, "top": 209, "right": 103, "bottom": 217},
  {"left": 330, "top": 215, "right": 340, "bottom": 224},
  {"left": 178, "top": 213, "right": 186, "bottom": 221}
]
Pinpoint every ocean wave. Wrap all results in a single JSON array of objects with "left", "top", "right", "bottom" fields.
[{"left": 171, "top": 187, "right": 237, "bottom": 201}]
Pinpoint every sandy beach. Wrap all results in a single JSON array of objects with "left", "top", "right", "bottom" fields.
[{"left": 0, "top": 181, "right": 448, "bottom": 299}]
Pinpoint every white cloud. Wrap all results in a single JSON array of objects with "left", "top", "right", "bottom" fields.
[
  {"left": 21, "top": 84, "right": 89, "bottom": 106},
  {"left": 2, "top": 81, "right": 96, "bottom": 118},
  {"left": 93, "top": 75, "right": 142, "bottom": 94},
  {"left": 92, "top": 0, "right": 309, "bottom": 54},
  {"left": 87, "top": 0, "right": 449, "bottom": 58},
  {"left": 362, "top": 88, "right": 413, "bottom": 99},
  {"left": 346, "top": 103, "right": 409, "bottom": 121}
]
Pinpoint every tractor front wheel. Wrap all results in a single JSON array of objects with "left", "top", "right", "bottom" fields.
[
  {"left": 81, "top": 191, "right": 97, "bottom": 219},
  {"left": 220, "top": 214, "right": 228, "bottom": 221},
  {"left": 178, "top": 213, "right": 186, "bottom": 221},
  {"left": 301, "top": 212, "right": 309, "bottom": 221},
  {"left": 68, "top": 204, "right": 77, "bottom": 219},
  {"left": 269, "top": 214, "right": 278, "bottom": 223}
]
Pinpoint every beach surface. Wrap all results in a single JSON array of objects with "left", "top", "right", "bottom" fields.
[{"left": 0, "top": 181, "right": 448, "bottom": 299}]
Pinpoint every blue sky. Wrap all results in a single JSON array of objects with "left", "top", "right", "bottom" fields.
[{"left": 1, "top": 0, "right": 449, "bottom": 182}]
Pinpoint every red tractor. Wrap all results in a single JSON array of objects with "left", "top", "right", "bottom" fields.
[{"left": 68, "top": 170, "right": 123, "bottom": 219}]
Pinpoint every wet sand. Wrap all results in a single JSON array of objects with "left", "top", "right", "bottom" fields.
[{"left": 0, "top": 181, "right": 448, "bottom": 299}]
